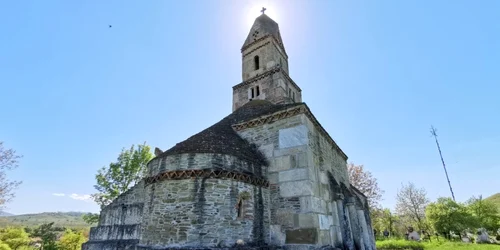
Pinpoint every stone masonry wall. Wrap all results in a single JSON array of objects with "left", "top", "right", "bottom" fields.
[
  {"left": 233, "top": 70, "right": 301, "bottom": 112},
  {"left": 83, "top": 182, "right": 145, "bottom": 249},
  {"left": 139, "top": 177, "right": 270, "bottom": 248},
  {"left": 237, "top": 111, "right": 352, "bottom": 247},
  {"left": 242, "top": 37, "right": 288, "bottom": 81},
  {"left": 99, "top": 181, "right": 145, "bottom": 226}
]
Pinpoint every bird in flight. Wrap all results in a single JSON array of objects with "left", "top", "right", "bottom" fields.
[{"left": 109, "top": 25, "right": 112, "bottom": 28}]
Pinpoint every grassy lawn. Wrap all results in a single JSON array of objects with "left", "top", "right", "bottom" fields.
[{"left": 376, "top": 239, "right": 500, "bottom": 250}]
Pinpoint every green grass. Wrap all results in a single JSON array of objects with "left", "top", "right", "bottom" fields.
[
  {"left": 377, "top": 239, "right": 500, "bottom": 250},
  {"left": 0, "top": 212, "right": 90, "bottom": 229}
]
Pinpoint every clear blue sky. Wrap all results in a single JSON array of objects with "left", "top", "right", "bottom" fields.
[{"left": 0, "top": 1, "right": 499, "bottom": 215}]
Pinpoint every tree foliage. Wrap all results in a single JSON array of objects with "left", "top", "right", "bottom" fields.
[
  {"left": 395, "top": 182, "right": 429, "bottom": 230},
  {"left": 82, "top": 213, "right": 99, "bottom": 225},
  {"left": 466, "top": 195, "right": 500, "bottom": 231},
  {"left": 32, "top": 222, "right": 58, "bottom": 250},
  {"left": 0, "top": 142, "right": 22, "bottom": 208},
  {"left": 0, "top": 243, "right": 10, "bottom": 250},
  {"left": 372, "top": 208, "right": 399, "bottom": 236},
  {"left": 426, "top": 197, "right": 476, "bottom": 234},
  {"left": 92, "top": 143, "right": 153, "bottom": 207},
  {"left": 0, "top": 228, "right": 30, "bottom": 250},
  {"left": 57, "top": 229, "right": 86, "bottom": 250},
  {"left": 347, "top": 163, "right": 384, "bottom": 209}
]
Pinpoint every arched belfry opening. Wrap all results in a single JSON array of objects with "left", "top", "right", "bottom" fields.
[{"left": 254, "top": 55, "right": 260, "bottom": 70}]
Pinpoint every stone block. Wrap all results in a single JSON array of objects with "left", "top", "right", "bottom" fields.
[
  {"left": 269, "top": 155, "right": 291, "bottom": 172},
  {"left": 268, "top": 172, "right": 279, "bottom": 184},
  {"left": 270, "top": 225, "right": 286, "bottom": 245},
  {"left": 274, "top": 145, "right": 307, "bottom": 157},
  {"left": 319, "top": 171, "right": 329, "bottom": 184},
  {"left": 300, "top": 196, "right": 328, "bottom": 214},
  {"left": 285, "top": 228, "right": 318, "bottom": 244},
  {"left": 280, "top": 180, "right": 312, "bottom": 197},
  {"left": 279, "top": 125, "right": 309, "bottom": 149},
  {"left": 319, "top": 214, "right": 333, "bottom": 230},
  {"left": 296, "top": 152, "right": 308, "bottom": 168},
  {"left": 279, "top": 168, "right": 309, "bottom": 183},
  {"left": 275, "top": 210, "right": 295, "bottom": 228},
  {"left": 318, "top": 230, "right": 332, "bottom": 246},
  {"left": 295, "top": 213, "right": 319, "bottom": 228},
  {"left": 258, "top": 144, "right": 274, "bottom": 158}
]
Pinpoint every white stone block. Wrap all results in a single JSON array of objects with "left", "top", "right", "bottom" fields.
[
  {"left": 279, "top": 168, "right": 309, "bottom": 183},
  {"left": 280, "top": 180, "right": 312, "bottom": 197},
  {"left": 279, "top": 125, "right": 308, "bottom": 149},
  {"left": 319, "top": 171, "right": 329, "bottom": 184},
  {"left": 319, "top": 214, "right": 333, "bottom": 230}
]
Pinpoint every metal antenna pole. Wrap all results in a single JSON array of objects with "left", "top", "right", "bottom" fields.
[{"left": 430, "top": 126, "right": 456, "bottom": 201}]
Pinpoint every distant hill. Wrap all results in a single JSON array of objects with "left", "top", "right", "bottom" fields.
[
  {"left": 0, "top": 211, "right": 15, "bottom": 217},
  {"left": 485, "top": 193, "right": 500, "bottom": 210},
  {"left": 0, "top": 211, "right": 92, "bottom": 229}
]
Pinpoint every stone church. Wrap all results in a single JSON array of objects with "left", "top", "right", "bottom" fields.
[{"left": 83, "top": 12, "right": 376, "bottom": 250}]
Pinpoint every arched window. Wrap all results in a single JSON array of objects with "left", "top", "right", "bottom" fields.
[
  {"left": 237, "top": 199, "right": 243, "bottom": 218},
  {"left": 254, "top": 55, "right": 260, "bottom": 70},
  {"left": 256, "top": 86, "right": 260, "bottom": 96}
]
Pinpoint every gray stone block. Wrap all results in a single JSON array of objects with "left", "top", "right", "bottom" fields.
[
  {"left": 280, "top": 180, "right": 312, "bottom": 197},
  {"left": 279, "top": 168, "right": 309, "bottom": 183}
]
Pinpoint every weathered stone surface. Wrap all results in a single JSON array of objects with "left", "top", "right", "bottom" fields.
[
  {"left": 285, "top": 228, "right": 318, "bottom": 244},
  {"left": 270, "top": 155, "right": 292, "bottom": 173},
  {"left": 279, "top": 168, "right": 309, "bottom": 183},
  {"left": 280, "top": 180, "right": 312, "bottom": 197},
  {"left": 279, "top": 125, "right": 308, "bottom": 149},
  {"left": 318, "top": 215, "right": 333, "bottom": 230},
  {"left": 270, "top": 225, "right": 286, "bottom": 245},
  {"left": 299, "top": 196, "right": 327, "bottom": 214},
  {"left": 296, "top": 213, "right": 319, "bottom": 228}
]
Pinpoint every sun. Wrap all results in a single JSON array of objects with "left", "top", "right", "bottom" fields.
[{"left": 245, "top": 2, "right": 281, "bottom": 28}]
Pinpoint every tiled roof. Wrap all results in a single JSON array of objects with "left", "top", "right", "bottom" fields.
[{"left": 157, "top": 100, "right": 303, "bottom": 165}]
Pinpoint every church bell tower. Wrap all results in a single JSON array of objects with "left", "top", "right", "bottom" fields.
[{"left": 232, "top": 10, "right": 302, "bottom": 111}]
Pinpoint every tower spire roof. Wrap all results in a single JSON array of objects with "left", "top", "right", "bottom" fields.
[{"left": 242, "top": 13, "right": 285, "bottom": 52}]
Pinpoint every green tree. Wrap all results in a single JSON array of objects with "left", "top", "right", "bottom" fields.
[
  {"left": 466, "top": 195, "right": 500, "bottom": 231},
  {"left": 395, "top": 182, "right": 429, "bottom": 231},
  {"left": 57, "top": 229, "right": 86, "bottom": 250},
  {"left": 82, "top": 213, "right": 100, "bottom": 225},
  {"left": 0, "top": 142, "right": 22, "bottom": 208},
  {"left": 0, "top": 228, "right": 30, "bottom": 250},
  {"left": 426, "top": 197, "right": 476, "bottom": 235},
  {"left": 372, "top": 208, "right": 399, "bottom": 237},
  {"left": 32, "top": 223, "right": 58, "bottom": 250},
  {"left": 91, "top": 143, "right": 153, "bottom": 207}
]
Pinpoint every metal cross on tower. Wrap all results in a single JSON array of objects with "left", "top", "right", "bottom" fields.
[{"left": 261, "top": 7, "right": 267, "bottom": 14}]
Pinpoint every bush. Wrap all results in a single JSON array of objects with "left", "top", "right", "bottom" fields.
[
  {"left": 0, "top": 242, "right": 11, "bottom": 250},
  {"left": 376, "top": 239, "right": 424, "bottom": 250}
]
